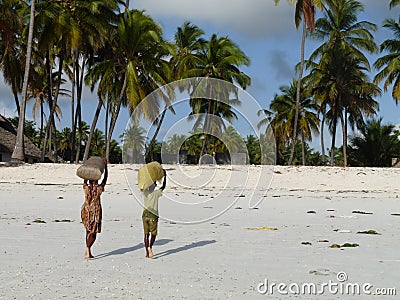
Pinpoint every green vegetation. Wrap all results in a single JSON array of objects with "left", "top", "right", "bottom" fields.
[{"left": 1, "top": 0, "right": 400, "bottom": 166}]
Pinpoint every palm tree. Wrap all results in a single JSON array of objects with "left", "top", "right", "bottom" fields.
[
  {"left": 28, "top": 66, "right": 68, "bottom": 148},
  {"left": 11, "top": 0, "right": 35, "bottom": 162},
  {"left": 349, "top": 118, "right": 400, "bottom": 167},
  {"left": 82, "top": 92, "right": 104, "bottom": 162},
  {"left": 40, "top": 0, "right": 119, "bottom": 162},
  {"left": 308, "top": 0, "right": 380, "bottom": 166},
  {"left": 182, "top": 131, "right": 203, "bottom": 161},
  {"left": 108, "top": 139, "right": 122, "bottom": 163},
  {"left": 185, "top": 34, "right": 251, "bottom": 155},
  {"left": 275, "top": 0, "right": 324, "bottom": 165},
  {"left": 89, "top": 129, "right": 106, "bottom": 157},
  {"left": 245, "top": 135, "right": 261, "bottom": 164},
  {"left": 0, "top": 0, "right": 26, "bottom": 116},
  {"left": 57, "top": 127, "right": 72, "bottom": 160},
  {"left": 171, "top": 22, "right": 205, "bottom": 79},
  {"left": 166, "top": 134, "right": 187, "bottom": 154},
  {"left": 309, "top": 47, "right": 379, "bottom": 166},
  {"left": 89, "top": 9, "right": 171, "bottom": 161},
  {"left": 268, "top": 79, "right": 320, "bottom": 165},
  {"left": 221, "top": 126, "right": 246, "bottom": 153},
  {"left": 120, "top": 124, "right": 146, "bottom": 162},
  {"left": 374, "top": 17, "right": 400, "bottom": 104},
  {"left": 144, "top": 22, "right": 205, "bottom": 159}
]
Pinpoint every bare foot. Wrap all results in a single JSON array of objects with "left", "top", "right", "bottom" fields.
[
  {"left": 147, "top": 247, "right": 154, "bottom": 258},
  {"left": 85, "top": 248, "right": 94, "bottom": 259}
]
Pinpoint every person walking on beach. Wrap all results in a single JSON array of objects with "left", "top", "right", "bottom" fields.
[
  {"left": 81, "top": 158, "right": 108, "bottom": 259},
  {"left": 142, "top": 169, "right": 166, "bottom": 258}
]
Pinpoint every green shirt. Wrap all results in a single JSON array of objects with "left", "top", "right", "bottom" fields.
[{"left": 142, "top": 189, "right": 163, "bottom": 219}]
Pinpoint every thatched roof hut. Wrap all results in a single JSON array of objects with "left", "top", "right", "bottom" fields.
[{"left": 0, "top": 114, "right": 41, "bottom": 163}]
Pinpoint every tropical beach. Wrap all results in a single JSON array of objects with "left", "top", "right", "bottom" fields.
[
  {"left": 1, "top": 0, "right": 400, "bottom": 299},
  {"left": 0, "top": 163, "right": 399, "bottom": 299}
]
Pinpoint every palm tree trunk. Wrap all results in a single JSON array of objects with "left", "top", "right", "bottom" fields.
[
  {"left": 200, "top": 103, "right": 212, "bottom": 156},
  {"left": 288, "top": 18, "right": 306, "bottom": 166},
  {"left": 48, "top": 125, "right": 52, "bottom": 153},
  {"left": 105, "top": 100, "right": 109, "bottom": 144},
  {"left": 341, "top": 109, "right": 347, "bottom": 167},
  {"left": 41, "top": 52, "right": 52, "bottom": 162},
  {"left": 11, "top": 0, "right": 35, "bottom": 162},
  {"left": 145, "top": 105, "right": 168, "bottom": 159},
  {"left": 320, "top": 107, "right": 326, "bottom": 165},
  {"left": 51, "top": 116, "right": 58, "bottom": 162},
  {"left": 70, "top": 56, "right": 77, "bottom": 163},
  {"left": 75, "top": 106, "right": 82, "bottom": 163},
  {"left": 201, "top": 88, "right": 214, "bottom": 156},
  {"left": 106, "top": 101, "right": 121, "bottom": 161},
  {"left": 83, "top": 96, "right": 104, "bottom": 161},
  {"left": 13, "top": 92, "right": 20, "bottom": 117},
  {"left": 41, "top": 54, "right": 63, "bottom": 162},
  {"left": 51, "top": 56, "right": 64, "bottom": 163},
  {"left": 301, "top": 133, "right": 305, "bottom": 166},
  {"left": 38, "top": 97, "right": 44, "bottom": 148},
  {"left": 74, "top": 56, "right": 86, "bottom": 163},
  {"left": 330, "top": 115, "right": 337, "bottom": 166},
  {"left": 106, "top": 74, "right": 128, "bottom": 161}
]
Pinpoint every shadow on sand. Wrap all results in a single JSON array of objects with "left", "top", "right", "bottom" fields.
[
  {"left": 95, "top": 238, "right": 173, "bottom": 259},
  {"left": 153, "top": 240, "right": 216, "bottom": 259}
]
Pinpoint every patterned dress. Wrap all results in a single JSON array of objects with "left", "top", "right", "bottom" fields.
[{"left": 81, "top": 184, "right": 104, "bottom": 234}]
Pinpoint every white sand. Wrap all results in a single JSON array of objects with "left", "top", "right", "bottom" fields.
[{"left": 0, "top": 164, "right": 399, "bottom": 299}]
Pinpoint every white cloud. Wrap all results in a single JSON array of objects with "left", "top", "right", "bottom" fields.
[{"left": 134, "top": 0, "right": 295, "bottom": 39}]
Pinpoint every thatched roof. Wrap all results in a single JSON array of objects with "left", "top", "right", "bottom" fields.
[{"left": 0, "top": 114, "right": 41, "bottom": 159}]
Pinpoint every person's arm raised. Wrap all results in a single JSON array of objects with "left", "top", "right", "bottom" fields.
[
  {"left": 160, "top": 169, "right": 167, "bottom": 191},
  {"left": 101, "top": 159, "right": 108, "bottom": 187}
]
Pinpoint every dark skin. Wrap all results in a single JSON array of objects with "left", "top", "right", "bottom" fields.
[
  {"left": 144, "top": 169, "right": 166, "bottom": 258},
  {"left": 83, "top": 158, "right": 108, "bottom": 259}
]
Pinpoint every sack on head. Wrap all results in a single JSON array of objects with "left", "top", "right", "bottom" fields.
[
  {"left": 76, "top": 156, "right": 105, "bottom": 181},
  {"left": 138, "top": 161, "right": 164, "bottom": 191}
]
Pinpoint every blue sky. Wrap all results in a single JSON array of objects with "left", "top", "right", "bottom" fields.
[{"left": 0, "top": 0, "right": 399, "bottom": 151}]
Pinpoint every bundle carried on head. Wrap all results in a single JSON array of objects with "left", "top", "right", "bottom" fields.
[
  {"left": 138, "top": 161, "right": 164, "bottom": 191},
  {"left": 76, "top": 156, "right": 105, "bottom": 181}
]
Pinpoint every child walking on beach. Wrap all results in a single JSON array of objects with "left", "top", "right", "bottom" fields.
[
  {"left": 81, "top": 159, "right": 108, "bottom": 259},
  {"left": 142, "top": 169, "right": 166, "bottom": 258}
]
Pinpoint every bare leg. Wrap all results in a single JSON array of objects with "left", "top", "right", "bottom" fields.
[
  {"left": 148, "top": 234, "right": 156, "bottom": 258},
  {"left": 144, "top": 234, "right": 150, "bottom": 258},
  {"left": 85, "top": 231, "right": 96, "bottom": 259}
]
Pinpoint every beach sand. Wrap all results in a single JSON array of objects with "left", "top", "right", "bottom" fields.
[{"left": 0, "top": 163, "right": 399, "bottom": 299}]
